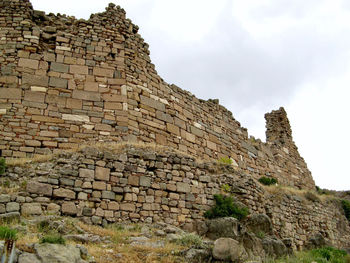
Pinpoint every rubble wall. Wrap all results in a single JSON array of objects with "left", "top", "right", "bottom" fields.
[
  {"left": 0, "top": 0, "right": 314, "bottom": 189},
  {"left": 1, "top": 147, "right": 349, "bottom": 250}
]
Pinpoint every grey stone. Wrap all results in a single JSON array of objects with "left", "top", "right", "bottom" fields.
[
  {"left": 0, "top": 212, "right": 20, "bottom": 221},
  {"left": 245, "top": 214, "right": 273, "bottom": 236},
  {"left": 262, "top": 237, "right": 287, "bottom": 258},
  {"left": 49, "top": 77, "right": 68, "bottom": 88},
  {"left": 34, "top": 243, "right": 82, "bottom": 263},
  {"left": 21, "top": 203, "right": 42, "bottom": 215},
  {"left": 176, "top": 182, "right": 191, "bottom": 193},
  {"left": 101, "top": 191, "right": 115, "bottom": 200},
  {"left": 6, "top": 202, "right": 19, "bottom": 212},
  {"left": 206, "top": 217, "right": 241, "bottom": 240},
  {"left": 27, "top": 182, "right": 53, "bottom": 196},
  {"left": 51, "top": 62, "right": 69, "bottom": 73},
  {"left": 18, "top": 252, "right": 41, "bottom": 263},
  {"left": 213, "top": 238, "right": 248, "bottom": 262},
  {"left": 140, "top": 176, "right": 151, "bottom": 187},
  {"left": 0, "top": 194, "right": 11, "bottom": 203}
]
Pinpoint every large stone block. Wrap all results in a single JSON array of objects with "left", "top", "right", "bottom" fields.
[
  {"left": 93, "top": 67, "right": 114, "bottom": 77},
  {"left": 61, "top": 202, "right": 77, "bottom": 215},
  {"left": 70, "top": 65, "right": 88, "bottom": 75},
  {"left": 0, "top": 88, "right": 21, "bottom": 99},
  {"left": 21, "top": 203, "right": 42, "bottom": 215},
  {"left": 49, "top": 77, "right": 68, "bottom": 88},
  {"left": 140, "top": 95, "right": 165, "bottom": 112},
  {"left": 22, "top": 74, "right": 49, "bottom": 86},
  {"left": 18, "top": 58, "right": 39, "bottom": 69},
  {"left": 120, "top": 203, "right": 135, "bottom": 212},
  {"left": 50, "top": 62, "right": 69, "bottom": 73},
  {"left": 79, "top": 168, "right": 95, "bottom": 180},
  {"left": 72, "top": 90, "right": 100, "bottom": 101},
  {"left": 176, "top": 182, "right": 191, "bottom": 193},
  {"left": 95, "top": 167, "right": 110, "bottom": 181},
  {"left": 53, "top": 188, "right": 76, "bottom": 199},
  {"left": 26, "top": 181, "right": 53, "bottom": 196}
]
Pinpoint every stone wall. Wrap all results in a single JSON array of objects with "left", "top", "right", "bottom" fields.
[
  {"left": 1, "top": 146, "right": 349, "bottom": 250},
  {"left": 0, "top": 0, "right": 314, "bottom": 189}
]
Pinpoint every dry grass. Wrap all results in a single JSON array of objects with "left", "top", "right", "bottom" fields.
[
  {"left": 4, "top": 141, "right": 202, "bottom": 167},
  {"left": 262, "top": 184, "right": 336, "bottom": 203}
]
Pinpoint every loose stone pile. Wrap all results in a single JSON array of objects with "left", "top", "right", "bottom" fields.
[{"left": 1, "top": 145, "right": 349, "bottom": 250}]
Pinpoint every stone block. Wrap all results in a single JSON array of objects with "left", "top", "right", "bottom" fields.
[
  {"left": 22, "top": 74, "right": 49, "bottom": 86},
  {"left": 49, "top": 77, "right": 68, "bottom": 88},
  {"left": 6, "top": 202, "right": 19, "bottom": 212},
  {"left": 128, "top": 175, "right": 139, "bottom": 186},
  {"left": 70, "top": 65, "right": 88, "bottom": 75},
  {"left": 53, "top": 188, "right": 76, "bottom": 199},
  {"left": 26, "top": 181, "right": 53, "bottom": 196},
  {"left": 18, "top": 58, "right": 39, "bottom": 69},
  {"left": 84, "top": 82, "right": 98, "bottom": 92},
  {"left": 102, "top": 94, "right": 127, "bottom": 102},
  {"left": 62, "top": 202, "right": 77, "bottom": 215},
  {"left": 79, "top": 168, "right": 94, "bottom": 180},
  {"left": 0, "top": 88, "right": 21, "bottom": 99},
  {"left": 47, "top": 203, "right": 61, "bottom": 214},
  {"left": 190, "top": 126, "right": 203, "bottom": 137},
  {"left": 167, "top": 123, "right": 180, "bottom": 136},
  {"left": 93, "top": 181, "right": 106, "bottom": 190},
  {"left": 93, "top": 67, "right": 114, "bottom": 77},
  {"left": 102, "top": 191, "right": 115, "bottom": 200},
  {"left": 66, "top": 98, "right": 82, "bottom": 109},
  {"left": 95, "top": 167, "right": 110, "bottom": 181},
  {"left": 72, "top": 90, "right": 100, "bottom": 101},
  {"left": 120, "top": 203, "right": 135, "bottom": 212},
  {"left": 104, "top": 102, "right": 123, "bottom": 110},
  {"left": 50, "top": 62, "right": 69, "bottom": 73},
  {"left": 21, "top": 203, "right": 42, "bottom": 215},
  {"left": 108, "top": 202, "right": 119, "bottom": 210},
  {"left": 140, "top": 95, "right": 165, "bottom": 111},
  {"left": 0, "top": 195, "right": 10, "bottom": 203},
  {"left": 32, "top": 115, "right": 65, "bottom": 123},
  {"left": 40, "top": 130, "right": 59, "bottom": 137},
  {"left": 176, "top": 182, "right": 191, "bottom": 193},
  {"left": 62, "top": 114, "right": 89, "bottom": 122},
  {"left": 140, "top": 176, "right": 151, "bottom": 187}
]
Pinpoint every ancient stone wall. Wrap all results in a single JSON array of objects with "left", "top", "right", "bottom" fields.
[
  {"left": 0, "top": 0, "right": 314, "bottom": 189},
  {"left": 1, "top": 146, "right": 349, "bottom": 250}
]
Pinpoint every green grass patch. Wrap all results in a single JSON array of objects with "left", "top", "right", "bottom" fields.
[
  {"left": 175, "top": 233, "right": 205, "bottom": 249},
  {"left": 217, "top": 157, "right": 233, "bottom": 165},
  {"left": 267, "top": 247, "right": 350, "bottom": 263},
  {"left": 341, "top": 199, "right": 350, "bottom": 221},
  {"left": 204, "top": 194, "right": 249, "bottom": 220},
  {"left": 0, "top": 158, "right": 6, "bottom": 175},
  {"left": 40, "top": 234, "right": 66, "bottom": 245},
  {"left": 258, "top": 176, "right": 278, "bottom": 186},
  {"left": 0, "top": 226, "right": 17, "bottom": 240}
]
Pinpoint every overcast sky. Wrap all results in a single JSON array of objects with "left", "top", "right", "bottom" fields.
[{"left": 30, "top": 0, "right": 350, "bottom": 191}]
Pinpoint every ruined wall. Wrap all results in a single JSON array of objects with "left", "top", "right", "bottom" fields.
[
  {"left": 1, "top": 146, "right": 349, "bottom": 250},
  {"left": 0, "top": 0, "right": 314, "bottom": 189}
]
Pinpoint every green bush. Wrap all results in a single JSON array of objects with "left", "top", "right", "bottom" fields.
[
  {"left": 0, "top": 226, "right": 17, "bottom": 240},
  {"left": 341, "top": 199, "right": 350, "bottom": 221},
  {"left": 40, "top": 235, "right": 66, "bottom": 245},
  {"left": 204, "top": 194, "right": 249, "bottom": 220},
  {"left": 0, "top": 158, "right": 6, "bottom": 175},
  {"left": 175, "top": 233, "right": 205, "bottom": 249},
  {"left": 217, "top": 157, "right": 233, "bottom": 165},
  {"left": 311, "top": 247, "right": 348, "bottom": 262},
  {"left": 258, "top": 176, "right": 278, "bottom": 186}
]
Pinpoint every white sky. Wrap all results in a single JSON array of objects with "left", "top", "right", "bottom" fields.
[{"left": 30, "top": 0, "right": 350, "bottom": 190}]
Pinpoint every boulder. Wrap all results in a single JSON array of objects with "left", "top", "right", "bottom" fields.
[
  {"left": 185, "top": 248, "right": 211, "bottom": 262},
  {"left": 213, "top": 238, "right": 248, "bottom": 262},
  {"left": 245, "top": 214, "right": 273, "bottom": 236},
  {"left": 206, "top": 217, "right": 241, "bottom": 240},
  {"left": 34, "top": 243, "right": 83, "bottom": 263},
  {"left": 305, "top": 233, "right": 326, "bottom": 249},
  {"left": 262, "top": 237, "right": 287, "bottom": 258},
  {"left": 18, "top": 252, "right": 41, "bottom": 263},
  {"left": 242, "top": 232, "right": 265, "bottom": 259}
]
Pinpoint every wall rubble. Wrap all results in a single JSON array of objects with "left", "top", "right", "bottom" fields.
[{"left": 1, "top": 146, "right": 349, "bottom": 250}]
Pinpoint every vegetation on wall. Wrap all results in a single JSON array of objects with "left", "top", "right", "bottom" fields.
[
  {"left": 258, "top": 176, "right": 278, "bottom": 186},
  {"left": 0, "top": 158, "right": 6, "bottom": 175},
  {"left": 217, "top": 157, "right": 233, "bottom": 165},
  {"left": 341, "top": 199, "right": 350, "bottom": 221},
  {"left": 204, "top": 194, "right": 249, "bottom": 220}
]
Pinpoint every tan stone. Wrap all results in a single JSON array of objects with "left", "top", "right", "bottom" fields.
[
  {"left": 79, "top": 168, "right": 95, "bottom": 179},
  {"left": 40, "top": 131, "right": 59, "bottom": 137},
  {"left": 102, "top": 94, "right": 127, "bottom": 102},
  {"left": 26, "top": 182, "right": 52, "bottom": 196},
  {"left": 62, "top": 114, "right": 90, "bottom": 122},
  {"left": 93, "top": 181, "right": 106, "bottom": 190},
  {"left": 84, "top": 82, "right": 98, "bottom": 92},
  {"left": 120, "top": 203, "right": 135, "bottom": 212},
  {"left": 32, "top": 115, "right": 65, "bottom": 123},
  {"left": 18, "top": 58, "right": 39, "bottom": 69},
  {"left": 66, "top": 98, "right": 82, "bottom": 109},
  {"left": 72, "top": 90, "right": 100, "bottom": 101},
  {"left": 62, "top": 202, "right": 77, "bottom": 215},
  {"left": 167, "top": 123, "right": 180, "bottom": 136},
  {"left": 70, "top": 65, "right": 88, "bottom": 75},
  {"left": 21, "top": 203, "right": 42, "bottom": 216},
  {"left": 128, "top": 175, "right": 139, "bottom": 186},
  {"left": 0, "top": 88, "right": 21, "bottom": 99},
  {"left": 93, "top": 67, "right": 114, "bottom": 77},
  {"left": 95, "top": 167, "right": 110, "bottom": 181},
  {"left": 104, "top": 102, "right": 123, "bottom": 110},
  {"left": 53, "top": 188, "right": 76, "bottom": 199}
]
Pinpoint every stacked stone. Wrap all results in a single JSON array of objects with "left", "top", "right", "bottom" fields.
[
  {"left": 0, "top": 146, "right": 349, "bottom": 250},
  {"left": 0, "top": 0, "right": 314, "bottom": 190}
]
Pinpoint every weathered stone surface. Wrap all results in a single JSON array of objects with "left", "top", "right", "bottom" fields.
[
  {"left": 95, "top": 167, "right": 110, "bottom": 181},
  {"left": 6, "top": 202, "right": 19, "bottom": 212},
  {"left": 213, "top": 238, "right": 247, "bottom": 262},
  {"left": 62, "top": 202, "right": 77, "bottom": 215},
  {"left": 245, "top": 214, "right": 273, "bottom": 236},
  {"left": 262, "top": 237, "right": 287, "bottom": 258},
  {"left": 27, "top": 181, "right": 53, "bottom": 196},
  {"left": 53, "top": 188, "right": 76, "bottom": 199},
  {"left": 18, "top": 253, "right": 41, "bottom": 263},
  {"left": 0, "top": 88, "right": 21, "bottom": 99},
  {"left": 21, "top": 203, "right": 42, "bottom": 215},
  {"left": 34, "top": 243, "right": 82, "bottom": 263},
  {"left": 176, "top": 182, "right": 191, "bottom": 193},
  {"left": 206, "top": 217, "right": 241, "bottom": 240}
]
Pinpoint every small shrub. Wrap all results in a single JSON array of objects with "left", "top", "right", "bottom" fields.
[
  {"left": 341, "top": 199, "right": 350, "bottom": 221},
  {"left": 204, "top": 194, "right": 249, "bottom": 220},
  {"left": 0, "top": 226, "right": 17, "bottom": 240},
  {"left": 217, "top": 157, "right": 232, "bottom": 165},
  {"left": 256, "top": 231, "right": 265, "bottom": 239},
  {"left": 40, "top": 235, "right": 66, "bottom": 245},
  {"left": 221, "top": 184, "right": 231, "bottom": 193},
  {"left": 304, "top": 191, "right": 320, "bottom": 202},
  {"left": 258, "top": 176, "right": 278, "bottom": 186},
  {"left": 311, "top": 247, "right": 348, "bottom": 262},
  {"left": 0, "top": 158, "right": 6, "bottom": 175},
  {"left": 175, "top": 233, "right": 205, "bottom": 249}
]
